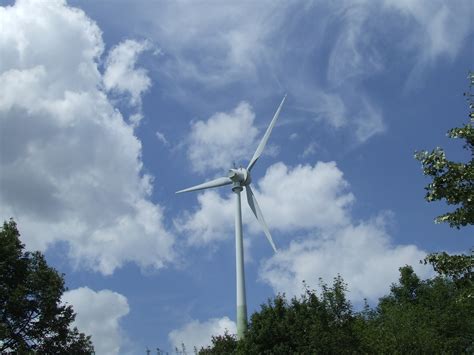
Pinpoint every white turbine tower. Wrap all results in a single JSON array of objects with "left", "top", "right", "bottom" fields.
[{"left": 176, "top": 95, "right": 286, "bottom": 340}]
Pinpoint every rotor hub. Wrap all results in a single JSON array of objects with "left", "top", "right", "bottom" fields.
[{"left": 228, "top": 168, "right": 251, "bottom": 186}]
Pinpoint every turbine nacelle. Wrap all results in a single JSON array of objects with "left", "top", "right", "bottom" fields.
[{"left": 228, "top": 168, "right": 251, "bottom": 186}]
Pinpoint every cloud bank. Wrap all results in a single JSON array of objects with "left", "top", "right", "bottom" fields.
[
  {"left": 259, "top": 214, "right": 431, "bottom": 303},
  {"left": 0, "top": 0, "right": 174, "bottom": 275},
  {"left": 178, "top": 160, "right": 429, "bottom": 302}
]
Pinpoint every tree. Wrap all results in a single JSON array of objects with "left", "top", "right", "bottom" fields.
[
  {"left": 198, "top": 332, "right": 238, "bottom": 355},
  {"left": 0, "top": 220, "right": 94, "bottom": 353},
  {"left": 200, "top": 263, "right": 474, "bottom": 354},
  {"left": 199, "top": 276, "right": 361, "bottom": 354},
  {"left": 413, "top": 72, "right": 473, "bottom": 343},
  {"left": 358, "top": 264, "right": 474, "bottom": 353},
  {"left": 423, "top": 250, "right": 473, "bottom": 281},
  {"left": 414, "top": 71, "right": 474, "bottom": 228}
]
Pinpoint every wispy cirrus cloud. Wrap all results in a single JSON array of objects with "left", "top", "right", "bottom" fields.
[{"left": 134, "top": 0, "right": 471, "bottom": 142}]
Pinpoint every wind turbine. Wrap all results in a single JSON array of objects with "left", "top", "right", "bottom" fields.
[{"left": 176, "top": 95, "right": 286, "bottom": 340}]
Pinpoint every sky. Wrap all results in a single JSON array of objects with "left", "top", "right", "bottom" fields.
[{"left": 0, "top": 0, "right": 473, "bottom": 353}]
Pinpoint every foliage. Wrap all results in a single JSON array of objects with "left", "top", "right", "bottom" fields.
[
  {"left": 414, "top": 71, "right": 474, "bottom": 228},
  {"left": 200, "top": 258, "right": 474, "bottom": 354},
  {"left": 198, "top": 332, "right": 238, "bottom": 355},
  {"left": 423, "top": 250, "right": 473, "bottom": 281},
  {"left": 0, "top": 220, "right": 94, "bottom": 353},
  {"left": 357, "top": 265, "right": 474, "bottom": 353},
  {"left": 237, "top": 276, "right": 359, "bottom": 354},
  {"left": 199, "top": 276, "right": 359, "bottom": 354},
  {"left": 422, "top": 250, "right": 474, "bottom": 304}
]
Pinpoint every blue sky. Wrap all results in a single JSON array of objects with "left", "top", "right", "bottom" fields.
[{"left": 0, "top": 0, "right": 473, "bottom": 353}]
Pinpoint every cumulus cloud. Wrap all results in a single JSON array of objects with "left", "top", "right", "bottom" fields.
[
  {"left": 175, "top": 190, "right": 234, "bottom": 246},
  {"left": 256, "top": 162, "right": 354, "bottom": 231},
  {"left": 177, "top": 161, "right": 354, "bottom": 245},
  {"left": 259, "top": 214, "right": 431, "bottom": 303},
  {"left": 0, "top": 0, "right": 174, "bottom": 274},
  {"left": 169, "top": 317, "right": 236, "bottom": 351},
  {"left": 177, "top": 160, "right": 428, "bottom": 302},
  {"left": 187, "top": 102, "right": 259, "bottom": 173},
  {"left": 103, "top": 39, "right": 152, "bottom": 106},
  {"left": 63, "top": 287, "right": 129, "bottom": 355}
]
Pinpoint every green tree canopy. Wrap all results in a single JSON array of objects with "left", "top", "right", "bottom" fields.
[
  {"left": 357, "top": 262, "right": 474, "bottom": 353},
  {"left": 0, "top": 220, "right": 94, "bottom": 353},
  {"left": 199, "top": 258, "right": 474, "bottom": 354},
  {"left": 415, "top": 71, "right": 474, "bottom": 228},
  {"left": 237, "top": 276, "right": 359, "bottom": 354}
]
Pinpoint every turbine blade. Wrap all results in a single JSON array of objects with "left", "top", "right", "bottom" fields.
[
  {"left": 247, "top": 95, "right": 287, "bottom": 171},
  {"left": 245, "top": 185, "right": 277, "bottom": 253},
  {"left": 176, "top": 177, "right": 232, "bottom": 194}
]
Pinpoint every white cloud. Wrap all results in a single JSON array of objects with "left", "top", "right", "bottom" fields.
[
  {"left": 314, "top": 92, "right": 348, "bottom": 129},
  {"left": 289, "top": 86, "right": 384, "bottom": 143},
  {"left": 177, "top": 161, "right": 354, "bottom": 245},
  {"left": 353, "top": 98, "right": 385, "bottom": 142},
  {"left": 156, "top": 130, "right": 169, "bottom": 146},
  {"left": 187, "top": 102, "right": 259, "bottom": 173},
  {"left": 139, "top": 1, "right": 384, "bottom": 141},
  {"left": 382, "top": 0, "right": 473, "bottom": 88},
  {"left": 169, "top": 317, "right": 236, "bottom": 351},
  {"left": 324, "top": 0, "right": 472, "bottom": 87},
  {"left": 0, "top": 0, "right": 102, "bottom": 92},
  {"left": 145, "top": 1, "right": 288, "bottom": 87},
  {"left": 326, "top": 5, "right": 383, "bottom": 87},
  {"left": 103, "top": 39, "right": 152, "bottom": 106},
  {"left": 129, "top": 113, "right": 143, "bottom": 128},
  {"left": 383, "top": 0, "right": 472, "bottom": 62},
  {"left": 175, "top": 190, "right": 234, "bottom": 246},
  {"left": 300, "top": 142, "right": 318, "bottom": 158},
  {"left": 63, "top": 287, "right": 129, "bottom": 355},
  {"left": 0, "top": 0, "right": 174, "bottom": 274},
  {"left": 117, "top": 0, "right": 472, "bottom": 144},
  {"left": 256, "top": 162, "right": 354, "bottom": 231},
  {"left": 259, "top": 214, "right": 431, "bottom": 303},
  {"left": 177, "top": 160, "right": 429, "bottom": 303}
]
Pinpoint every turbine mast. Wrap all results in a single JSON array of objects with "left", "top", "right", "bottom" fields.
[
  {"left": 175, "top": 95, "right": 286, "bottom": 341},
  {"left": 233, "top": 185, "right": 247, "bottom": 339}
]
